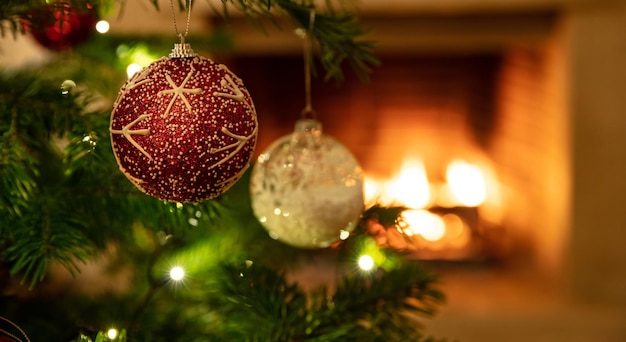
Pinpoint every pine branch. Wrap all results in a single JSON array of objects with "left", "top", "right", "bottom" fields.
[
  {"left": 210, "top": 262, "right": 309, "bottom": 341},
  {"left": 0, "top": 114, "right": 38, "bottom": 220},
  {"left": 220, "top": 0, "right": 379, "bottom": 81},
  {"left": 1, "top": 0, "right": 377, "bottom": 82},
  {"left": 4, "top": 197, "right": 94, "bottom": 288},
  {"left": 276, "top": 0, "right": 379, "bottom": 82},
  {"left": 327, "top": 261, "right": 446, "bottom": 341},
  {"left": 0, "top": 72, "right": 99, "bottom": 287},
  {"left": 206, "top": 258, "right": 446, "bottom": 342}
]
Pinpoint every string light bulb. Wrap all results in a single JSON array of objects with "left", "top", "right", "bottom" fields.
[
  {"left": 169, "top": 266, "right": 185, "bottom": 281},
  {"left": 96, "top": 20, "right": 110, "bottom": 33},
  {"left": 125, "top": 63, "right": 142, "bottom": 78},
  {"left": 106, "top": 328, "right": 118, "bottom": 339},
  {"left": 358, "top": 255, "right": 375, "bottom": 271}
]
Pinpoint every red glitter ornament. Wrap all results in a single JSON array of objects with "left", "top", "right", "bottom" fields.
[
  {"left": 24, "top": 1, "right": 97, "bottom": 51},
  {"left": 110, "top": 44, "right": 258, "bottom": 202}
]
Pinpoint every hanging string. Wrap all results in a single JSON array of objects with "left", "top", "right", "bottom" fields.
[
  {"left": 169, "top": 0, "right": 194, "bottom": 44},
  {"left": 0, "top": 316, "right": 30, "bottom": 342},
  {"left": 299, "top": 10, "right": 317, "bottom": 119}
]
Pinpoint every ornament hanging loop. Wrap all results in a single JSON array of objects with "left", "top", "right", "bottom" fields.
[
  {"left": 299, "top": 10, "right": 317, "bottom": 120},
  {"left": 169, "top": 0, "right": 197, "bottom": 58},
  {"left": 301, "top": 106, "right": 317, "bottom": 119},
  {"left": 170, "top": 0, "right": 193, "bottom": 38}
]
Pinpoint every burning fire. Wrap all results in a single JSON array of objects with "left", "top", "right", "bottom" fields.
[
  {"left": 446, "top": 160, "right": 487, "bottom": 207},
  {"left": 384, "top": 159, "right": 430, "bottom": 209},
  {"left": 365, "top": 158, "right": 498, "bottom": 253}
]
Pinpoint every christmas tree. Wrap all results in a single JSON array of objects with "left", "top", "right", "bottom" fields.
[{"left": 0, "top": 1, "right": 447, "bottom": 341}]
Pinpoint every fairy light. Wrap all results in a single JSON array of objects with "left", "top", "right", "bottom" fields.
[
  {"left": 95, "top": 20, "right": 110, "bottom": 34},
  {"left": 118, "top": 44, "right": 158, "bottom": 78},
  {"left": 106, "top": 328, "right": 118, "bottom": 339},
  {"left": 126, "top": 63, "right": 142, "bottom": 78},
  {"left": 358, "top": 255, "right": 375, "bottom": 271},
  {"left": 169, "top": 266, "right": 185, "bottom": 281}
]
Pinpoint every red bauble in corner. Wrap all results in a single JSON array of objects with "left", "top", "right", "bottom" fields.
[
  {"left": 24, "top": 1, "right": 97, "bottom": 50},
  {"left": 110, "top": 47, "right": 258, "bottom": 203}
]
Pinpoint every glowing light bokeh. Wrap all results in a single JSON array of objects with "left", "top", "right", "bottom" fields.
[
  {"left": 117, "top": 44, "right": 159, "bottom": 79},
  {"left": 95, "top": 20, "right": 110, "bottom": 33},
  {"left": 169, "top": 266, "right": 185, "bottom": 281},
  {"left": 363, "top": 177, "right": 382, "bottom": 206},
  {"left": 446, "top": 160, "right": 487, "bottom": 207},
  {"left": 386, "top": 159, "right": 430, "bottom": 209},
  {"left": 126, "top": 63, "right": 142, "bottom": 78},
  {"left": 358, "top": 255, "right": 375, "bottom": 271},
  {"left": 107, "top": 328, "right": 118, "bottom": 339},
  {"left": 401, "top": 209, "right": 446, "bottom": 242}
]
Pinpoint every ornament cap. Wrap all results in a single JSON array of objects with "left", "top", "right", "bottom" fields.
[
  {"left": 170, "top": 36, "right": 196, "bottom": 58},
  {"left": 169, "top": 43, "right": 197, "bottom": 58},
  {"left": 294, "top": 118, "right": 322, "bottom": 135}
]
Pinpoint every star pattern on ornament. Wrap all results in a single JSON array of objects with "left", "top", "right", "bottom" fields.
[
  {"left": 110, "top": 114, "right": 152, "bottom": 160},
  {"left": 213, "top": 73, "right": 245, "bottom": 102},
  {"left": 210, "top": 126, "right": 258, "bottom": 169},
  {"left": 215, "top": 165, "right": 248, "bottom": 188},
  {"left": 158, "top": 67, "right": 204, "bottom": 117}
]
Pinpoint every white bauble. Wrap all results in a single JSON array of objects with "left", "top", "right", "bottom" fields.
[{"left": 250, "top": 119, "right": 364, "bottom": 248}]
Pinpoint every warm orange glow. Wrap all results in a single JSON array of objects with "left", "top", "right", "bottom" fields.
[
  {"left": 363, "top": 177, "right": 382, "bottom": 207},
  {"left": 441, "top": 213, "right": 464, "bottom": 239},
  {"left": 401, "top": 209, "right": 446, "bottom": 241},
  {"left": 386, "top": 160, "right": 430, "bottom": 209},
  {"left": 446, "top": 160, "right": 487, "bottom": 207},
  {"left": 441, "top": 213, "right": 472, "bottom": 248},
  {"left": 364, "top": 157, "right": 502, "bottom": 255}
]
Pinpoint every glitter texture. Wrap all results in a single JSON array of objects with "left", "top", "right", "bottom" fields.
[{"left": 110, "top": 56, "right": 258, "bottom": 202}]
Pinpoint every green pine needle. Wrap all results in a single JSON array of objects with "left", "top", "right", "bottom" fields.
[{"left": 205, "top": 259, "right": 445, "bottom": 341}]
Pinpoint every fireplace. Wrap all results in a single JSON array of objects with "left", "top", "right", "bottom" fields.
[{"left": 230, "top": 42, "right": 565, "bottom": 267}]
